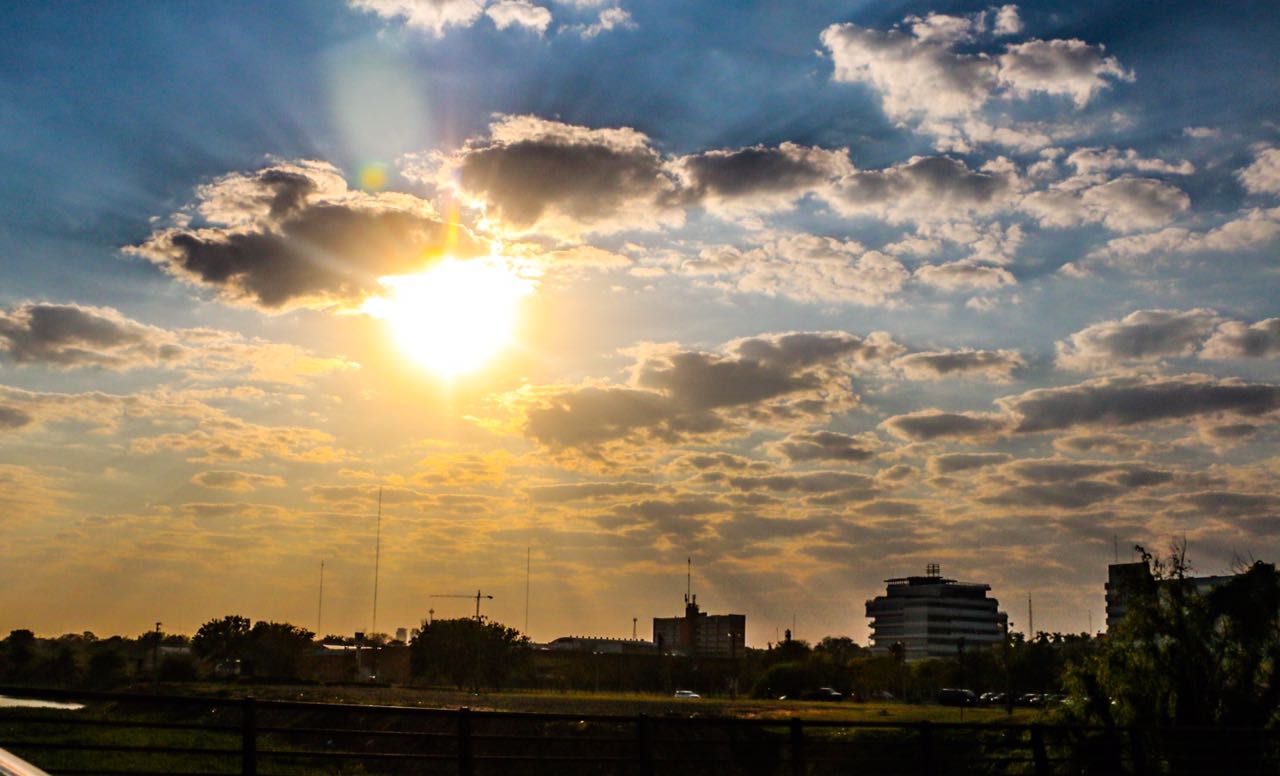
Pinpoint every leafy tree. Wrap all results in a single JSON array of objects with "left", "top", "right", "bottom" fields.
[
  {"left": 410, "top": 618, "right": 530, "bottom": 690},
  {"left": 191, "top": 615, "right": 251, "bottom": 662},
  {"left": 4, "top": 629, "right": 36, "bottom": 677},
  {"left": 86, "top": 648, "right": 127, "bottom": 687},
  {"left": 1065, "top": 546, "right": 1280, "bottom": 770},
  {"left": 247, "top": 620, "right": 315, "bottom": 679}
]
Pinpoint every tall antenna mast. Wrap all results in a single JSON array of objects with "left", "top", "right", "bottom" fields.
[
  {"left": 371, "top": 487, "right": 382, "bottom": 635},
  {"left": 317, "top": 560, "right": 325, "bottom": 636},
  {"left": 686, "top": 556, "right": 691, "bottom": 603},
  {"left": 524, "top": 546, "right": 531, "bottom": 635},
  {"left": 1027, "top": 593, "right": 1034, "bottom": 637}
]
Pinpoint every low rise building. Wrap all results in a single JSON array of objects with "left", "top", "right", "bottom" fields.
[
  {"left": 1105, "top": 559, "right": 1245, "bottom": 631},
  {"left": 653, "top": 595, "right": 745, "bottom": 658},
  {"left": 866, "top": 564, "right": 1006, "bottom": 661}
]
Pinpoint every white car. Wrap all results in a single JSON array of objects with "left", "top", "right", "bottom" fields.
[
  {"left": 0, "top": 748, "right": 50, "bottom": 776},
  {"left": 673, "top": 689, "right": 700, "bottom": 699}
]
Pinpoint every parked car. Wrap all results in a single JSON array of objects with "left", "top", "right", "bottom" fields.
[
  {"left": 801, "top": 687, "right": 844, "bottom": 702},
  {"left": 673, "top": 689, "right": 700, "bottom": 699},
  {"left": 979, "top": 692, "right": 1007, "bottom": 706},
  {"left": 937, "top": 688, "right": 978, "bottom": 707},
  {"left": 1016, "top": 693, "right": 1043, "bottom": 707}
]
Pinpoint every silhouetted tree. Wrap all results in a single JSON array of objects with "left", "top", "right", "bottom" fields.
[
  {"left": 191, "top": 615, "right": 251, "bottom": 663},
  {"left": 247, "top": 621, "right": 315, "bottom": 679},
  {"left": 410, "top": 618, "right": 529, "bottom": 690}
]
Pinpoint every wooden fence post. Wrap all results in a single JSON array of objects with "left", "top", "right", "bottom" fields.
[
  {"left": 636, "top": 713, "right": 653, "bottom": 776},
  {"left": 240, "top": 696, "right": 256, "bottom": 776},
  {"left": 1129, "top": 727, "right": 1145, "bottom": 776},
  {"left": 1030, "top": 725, "right": 1049, "bottom": 776},
  {"left": 919, "top": 721, "right": 933, "bottom": 776},
  {"left": 458, "top": 707, "right": 474, "bottom": 776},
  {"left": 790, "top": 717, "right": 805, "bottom": 776}
]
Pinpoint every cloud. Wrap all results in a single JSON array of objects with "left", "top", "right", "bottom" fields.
[
  {"left": 516, "top": 330, "right": 900, "bottom": 451},
  {"left": 894, "top": 348, "right": 1025, "bottom": 381},
  {"left": 348, "top": 0, "right": 487, "bottom": 36},
  {"left": 524, "top": 481, "right": 660, "bottom": 502},
  {"left": 190, "top": 470, "right": 286, "bottom": 493},
  {"left": 671, "top": 143, "right": 853, "bottom": 216},
  {"left": 829, "top": 155, "right": 1023, "bottom": 223},
  {"left": 689, "top": 235, "right": 909, "bottom": 306},
  {"left": 770, "top": 430, "right": 882, "bottom": 462},
  {"left": 726, "top": 470, "right": 877, "bottom": 495},
  {"left": 928, "top": 452, "right": 1012, "bottom": 474},
  {"left": 1022, "top": 176, "right": 1190, "bottom": 232},
  {"left": 0, "top": 303, "right": 180, "bottom": 369},
  {"left": 1056, "top": 309, "right": 1222, "bottom": 369},
  {"left": 1065, "top": 147, "right": 1194, "bottom": 176},
  {"left": 1052, "top": 432, "right": 1161, "bottom": 457},
  {"left": 820, "top": 16, "right": 1129, "bottom": 148},
  {"left": 1238, "top": 147, "right": 1280, "bottom": 195},
  {"left": 127, "top": 160, "right": 486, "bottom": 311},
  {"left": 486, "top": 0, "right": 552, "bottom": 32},
  {"left": 1082, "top": 206, "right": 1280, "bottom": 268},
  {"left": 881, "top": 410, "right": 1011, "bottom": 441},
  {"left": 914, "top": 260, "right": 1015, "bottom": 290},
  {"left": 419, "top": 117, "right": 855, "bottom": 236},
  {"left": 996, "top": 38, "right": 1132, "bottom": 107},
  {"left": 573, "top": 6, "right": 635, "bottom": 38},
  {"left": 0, "top": 405, "right": 33, "bottom": 430},
  {"left": 1202, "top": 318, "right": 1280, "bottom": 359},
  {"left": 999, "top": 374, "right": 1280, "bottom": 433}
]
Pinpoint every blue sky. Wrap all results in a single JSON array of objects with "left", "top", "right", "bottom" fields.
[{"left": 2, "top": 0, "right": 1279, "bottom": 644}]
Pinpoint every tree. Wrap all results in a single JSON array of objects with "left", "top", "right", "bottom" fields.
[
  {"left": 191, "top": 615, "right": 251, "bottom": 663},
  {"left": 410, "top": 618, "right": 530, "bottom": 690},
  {"left": 1065, "top": 546, "right": 1280, "bottom": 770},
  {"left": 247, "top": 621, "right": 315, "bottom": 679}
]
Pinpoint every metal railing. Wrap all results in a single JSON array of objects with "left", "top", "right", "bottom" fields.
[{"left": 2, "top": 686, "right": 1278, "bottom": 775}]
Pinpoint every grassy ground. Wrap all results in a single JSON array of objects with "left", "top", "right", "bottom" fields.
[{"left": 155, "top": 682, "right": 1045, "bottom": 724}]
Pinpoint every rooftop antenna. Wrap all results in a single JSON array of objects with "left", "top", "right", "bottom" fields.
[
  {"left": 317, "top": 560, "right": 325, "bottom": 636},
  {"left": 524, "top": 547, "right": 531, "bottom": 635},
  {"left": 432, "top": 590, "right": 494, "bottom": 620},
  {"left": 371, "top": 487, "right": 382, "bottom": 636}
]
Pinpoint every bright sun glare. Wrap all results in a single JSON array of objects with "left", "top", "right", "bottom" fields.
[{"left": 363, "top": 258, "right": 533, "bottom": 377}]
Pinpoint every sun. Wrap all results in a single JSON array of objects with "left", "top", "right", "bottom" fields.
[{"left": 363, "top": 258, "right": 534, "bottom": 377}]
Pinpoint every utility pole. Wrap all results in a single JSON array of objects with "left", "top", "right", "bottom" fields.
[
  {"left": 317, "top": 560, "right": 325, "bottom": 637},
  {"left": 1027, "top": 594, "right": 1034, "bottom": 638},
  {"left": 371, "top": 487, "right": 382, "bottom": 637},
  {"left": 632, "top": 617, "right": 637, "bottom": 639},
  {"left": 152, "top": 622, "right": 161, "bottom": 678},
  {"left": 524, "top": 547, "right": 531, "bottom": 636}
]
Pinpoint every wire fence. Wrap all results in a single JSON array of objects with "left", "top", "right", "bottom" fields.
[{"left": 2, "top": 687, "right": 1278, "bottom": 775}]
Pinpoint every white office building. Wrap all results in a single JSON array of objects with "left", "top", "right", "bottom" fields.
[{"left": 865, "top": 565, "right": 1006, "bottom": 661}]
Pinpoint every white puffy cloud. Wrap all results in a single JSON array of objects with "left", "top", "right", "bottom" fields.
[
  {"left": 1023, "top": 176, "right": 1190, "bottom": 232},
  {"left": 689, "top": 235, "right": 909, "bottom": 307},
  {"left": 1066, "top": 147, "right": 1194, "bottom": 176},
  {"left": 1202, "top": 319, "right": 1280, "bottom": 359},
  {"left": 485, "top": 0, "right": 552, "bottom": 32},
  {"left": 1238, "top": 147, "right": 1280, "bottom": 195},
  {"left": 996, "top": 38, "right": 1132, "bottom": 107},
  {"left": 828, "top": 155, "right": 1024, "bottom": 224},
  {"left": 993, "top": 5, "right": 1023, "bottom": 36},
  {"left": 1083, "top": 206, "right": 1280, "bottom": 268},
  {"left": 914, "top": 260, "right": 1015, "bottom": 290},
  {"left": 348, "top": 0, "right": 486, "bottom": 36},
  {"left": 574, "top": 6, "right": 634, "bottom": 38}
]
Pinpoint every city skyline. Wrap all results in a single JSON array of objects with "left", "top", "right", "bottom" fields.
[{"left": 2, "top": 0, "right": 1279, "bottom": 646}]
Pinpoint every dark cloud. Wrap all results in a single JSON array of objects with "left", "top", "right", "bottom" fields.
[
  {"left": 1183, "top": 491, "right": 1279, "bottom": 518},
  {"left": 726, "top": 471, "right": 877, "bottom": 494},
  {"left": 672, "top": 143, "right": 851, "bottom": 209},
  {"left": 1000, "top": 374, "right": 1280, "bottom": 433},
  {"left": 772, "top": 430, "right": 882, "bottom": 462},
  {"left": 882, "top": 410, "right": 1010, "bottom": 441},
  {"left": 1052, "top": 433, "right": 1159, "bottom": 457},
  {"left": 0, "top": 303, "right": 178, "bottom": 369},
  {"left": 522, "top": 331, "right": 897, "bottom": 451},
  {"left": 981, "top": 481, "right": 1127, "bottom": 510},
  {"left": 525, "top": 481, "right": 661, "bottom": 502},
  {"left": 928, "top": 452, "right": 1012, "bottom": 474},
  {"left": 831, "top": 156, "right": 1021, "bottom": 223},
  {"left": 128, "top": 161, "right": 486, "bottom": 310},
  {"left": 895, "top": 348, "right": 1024, "bottom": 380},
  {"left": 1202, "top": 318, "right": 1280, "bottom": 359},
  {"left": 0, "top": 405, "right": 33, "bottom": 429},
  {"left": 1002, "top": 458, "right": 1174, "bottom": 488}
]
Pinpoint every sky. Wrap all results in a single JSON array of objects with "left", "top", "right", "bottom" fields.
[{"left": 2, "top": 0, "right": 1279, "bottom": 646}]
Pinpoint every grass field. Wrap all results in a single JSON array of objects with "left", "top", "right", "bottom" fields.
[{"left": 161, "top": 682, "right": 1046, "bottom": 724}]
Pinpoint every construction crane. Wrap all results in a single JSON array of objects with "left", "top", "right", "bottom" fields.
[{"left": 431, "top": 590, "right": 494, "bottom": 620}]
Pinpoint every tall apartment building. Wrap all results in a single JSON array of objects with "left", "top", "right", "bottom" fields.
[
  {"left": 652, "top": 594, "right": 746, "bottom": 658},
  {"left": 865, "top": 564, "right": 1006, "bottom": 661}
]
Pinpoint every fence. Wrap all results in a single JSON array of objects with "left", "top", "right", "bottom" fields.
[{"left": 1, "top": 687, "right": 1278, "bottom": 775}]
